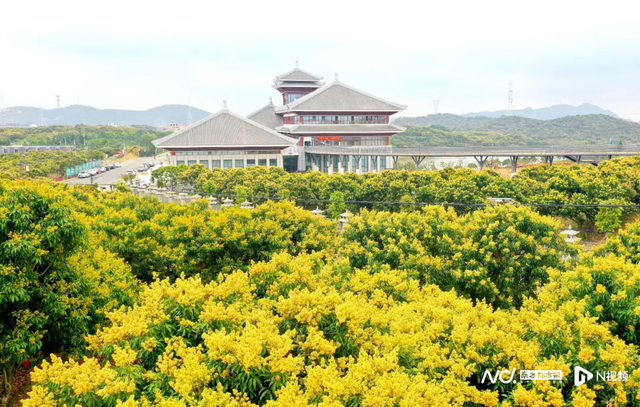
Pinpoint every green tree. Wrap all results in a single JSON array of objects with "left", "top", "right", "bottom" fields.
[
  {"left": 0, "top": 183, "right": 89, "bottom": 404},
  {"left": 328, "top": 191, "right": 346, "bottom": 219}
]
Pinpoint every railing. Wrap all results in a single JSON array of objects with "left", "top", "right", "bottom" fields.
[{"left": 305, "top": 144, "right": 640, "bottom": 157}]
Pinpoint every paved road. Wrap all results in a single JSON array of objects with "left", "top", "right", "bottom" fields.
[{"left": 64, "top": 156, "right": 169, "bottom": 186}]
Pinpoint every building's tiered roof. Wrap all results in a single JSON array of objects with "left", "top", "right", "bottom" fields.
[
  {"left": 153, "top": 102, "right": 297, "bottom": 149},
  {"left": 272, "top": 62, "right": 324, "bottom": 90},
  {"left": 276, "top": 124, "right": 406, "bottom": 135},
  {"left": 276, "top": 79, "right": 407, "bottom": 113},
  {"left": 246, "top": 98, "right": 283, "bottom": 130}
]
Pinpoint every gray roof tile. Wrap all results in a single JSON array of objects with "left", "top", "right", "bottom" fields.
[
  {"left": 246, "top": 101, "right": 284, "bottom": 130},
  {"left": 275, "top": 67, "right": 323, "bottom": 82},
  {"left": 153, "top": 108, "right": 297, "bottom": 148},
  {"left": 276, "top": 81, "right": 407, "bottom": 113}
]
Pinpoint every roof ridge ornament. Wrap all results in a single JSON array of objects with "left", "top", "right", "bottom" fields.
[
  {"left": 334, "top": 73, "right": 339, "bottom": 83},
  {"left": 269, "top": 96, "right": 273, "bottom": 106},
  {"left": 222, "top": 100, "right": 228, "bottom": 111},
  {"left": 295, "top": 60, "right": 299, "bottom": 68}
]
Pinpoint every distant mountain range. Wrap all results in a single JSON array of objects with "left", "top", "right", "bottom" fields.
[
  {"left": 0, "top": 104, "right": 211, "bottom": 127},
  {"left": 462, "top": 103, "right": 618, "bottom": 120},
  {"left": 393, "top": 114, "right": 640, "bottom": 147}
]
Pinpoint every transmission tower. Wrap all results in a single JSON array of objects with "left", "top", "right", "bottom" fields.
[
  {"left": 433, "top": 100, "right": 440, "bottom": 115},
  {"left": 507, "top": 81, "right": 513, "bottom": 116},
  {"left": 55, "top": 95, "right": 60, "bottom": 109}
]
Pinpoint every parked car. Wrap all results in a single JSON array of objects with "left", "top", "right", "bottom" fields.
[
  {"left": 78, "top": 171, "right": 90, "bottom": 178},
  {"left": 137, "top": 164, "right": 148, "bottom": 172},
  {"left": 126, "top": 169, "right": 135, "bottom": 175},
  {"left": 145, "top": 161, "right": 155, "bottom": 167},
  {"left": 108, "top": 163, "right": 116, "bottom": 170},
  {"left": 114, "top": 163, "right": 122, "bottom": 168},
  {"left": 100, "top": 166, "right": 108, "bottom": 172},
  {"left": 88, "top": 169, "right": 98, "bottom": 176}
]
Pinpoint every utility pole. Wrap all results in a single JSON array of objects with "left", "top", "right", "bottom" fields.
[
  {"left": 55, "top": 95, "right": 60, "bottom": 109},
  {"left": 433, "top": 100, "right": 440, "bottom": 115},
  {"left": 507, "top": 81, "right": 513, "bottom": 116}
]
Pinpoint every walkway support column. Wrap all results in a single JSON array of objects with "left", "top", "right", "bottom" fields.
[
  {"left": 371, "top": 156, "right": 379, "bottom": 173},
  {"left": 510, "top": 156, "right": 519, "bottom": 174},
  {"left": 311, "top": 155, "right": 319, "bottom": 172},
  {"left": 474, "top": 155, "right": 488, "bottom": 170},
  {"left": 327, "top": 156, "right": 333, "bottom": 175},
  {"left": 392, "top": 156, "right": 399, "bottom": 170},
  {"left": 354, "top": 155, "right": 361, "bottom": 175},
  {"left": 411, "top": 156, "right": 425, "bottom": 169},
  {"left": 341, "top": 155, "right": 349, "bottom": 174}
]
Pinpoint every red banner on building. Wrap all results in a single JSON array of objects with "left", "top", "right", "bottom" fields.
[{"left": 317, "top": 136, "right": 342, "bottom": 141}]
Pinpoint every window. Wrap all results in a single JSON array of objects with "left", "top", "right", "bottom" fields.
[
  {"left": 246, "top": 150, "right": 278, "bottom": 155},
  {"left": 299, "top": 115, "right": 388, "bottom": 124},
  {"left": 176, "top": 160, "right": 185, "bottom": 165},
  {"left": 258, "top": 159, "right": 267, "bottom": 166},
  {"left": 304, "top": 141, "right": 311, "bottom": 146},
  {"left": 361, "top": 156, "right": 368, "bottom": 173},
  {"left": 235, "top": 159, "right": 244, "bottom": 168},
  {"left": 212, "top": 160, "right": 221, "bottom": 168},
  {"left": 223, "top": 159, "right": 232, "bottom": 169},
  {"left": 287, "top": 94, "right": 304, "bottom": 103},
  {"left": 187, "top": 160, "right": 197, "bottom": 166},
  {"left": 247, "top": 159, "right": 256, "bottom": 167},
  {"left": 269, "top": 158, "right": 277, "bottom": 167},
  {"left": 333, "top": 156, "right": 339, "bottom": 173},
  {"left": 199, "top": 160, "right": 209, "bottom": 168},
  {"left": 380, "top": 156, "right": 387, "bottom": 170}
]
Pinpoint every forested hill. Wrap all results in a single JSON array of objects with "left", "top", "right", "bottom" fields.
[
  {"left": 393, "top": 114, "right": 640, "bottom": 146},
  {"left": 0, "top": 125, "right": 170, "bottom": 156},
  {"left": 0, "top": 104, "right": 211, "bottom": 127},
  {"left": 463, "top": 103, "right": 618, "bottom": 120}
]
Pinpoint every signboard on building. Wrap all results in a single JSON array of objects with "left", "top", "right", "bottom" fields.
[{"left": 317, "top": 137, "right": 342, "bottom": 141}]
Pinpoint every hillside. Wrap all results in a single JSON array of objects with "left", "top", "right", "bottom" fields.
[
  {"left": 393, "top": 114, "right": 640, "bottom": 146},
  {"left": 0, "top": 104, "right": 211, "bottom": 127},
  {"left": 0, "top": 125, "right": 170, "bottom": 156},
  {"left": 462, "top": 103, "right": 618, "bottom": 120}
]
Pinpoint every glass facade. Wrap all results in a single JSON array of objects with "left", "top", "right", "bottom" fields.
[
  {"left": 223, "top": 160, "right": 233, "bottom": 169},
  {"left": 235, "top": 159, "right": 244, "bottom": 168},
  {"left": 175, "top": 150, "right": 279, "bottom": 156},
  {"left": 287, "top": 94, "right": 304, "bottom": 103},
  {"left": 312, "top": 136, "right": 387, "bottom": 147},
  {"left": 258, "top": 159, "right": 267, "bottom": 166},
  {"left": 294, "top": 115, "right": 388, "bottom": 124},
  {"left": 269, "top": 158, "right": 277, "bottom": 167},
  {"left": 212, "top": 160, "right": 221, "bottom": 168},
  {"left": 187, "top": 160, "right": 197, "bottom": 166},
  {"left": 247, "top": 159, "right": 256, "bottom": 167},
  {"left": 199, "top": 160, "right": 209, "bottom": 168}
]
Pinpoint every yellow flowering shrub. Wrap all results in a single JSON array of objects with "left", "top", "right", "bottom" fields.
[
  {"left": 25, "top": 252, "right": 640, "bottom": 406},
  {"left": 343, "top": 205, "right": 572, "bottom": 309}
]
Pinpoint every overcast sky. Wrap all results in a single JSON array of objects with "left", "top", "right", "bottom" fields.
[{"left": 2, "top": 0, "right": 640, "bottom": 120}]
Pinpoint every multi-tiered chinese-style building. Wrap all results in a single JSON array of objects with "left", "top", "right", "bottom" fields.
[{"left": 155, "top": 62, "right": 406, "bottom": 173}]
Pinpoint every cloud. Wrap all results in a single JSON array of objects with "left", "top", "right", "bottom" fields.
[{"left": 1, "top": 0, "right": 639, "bottom": 119}]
